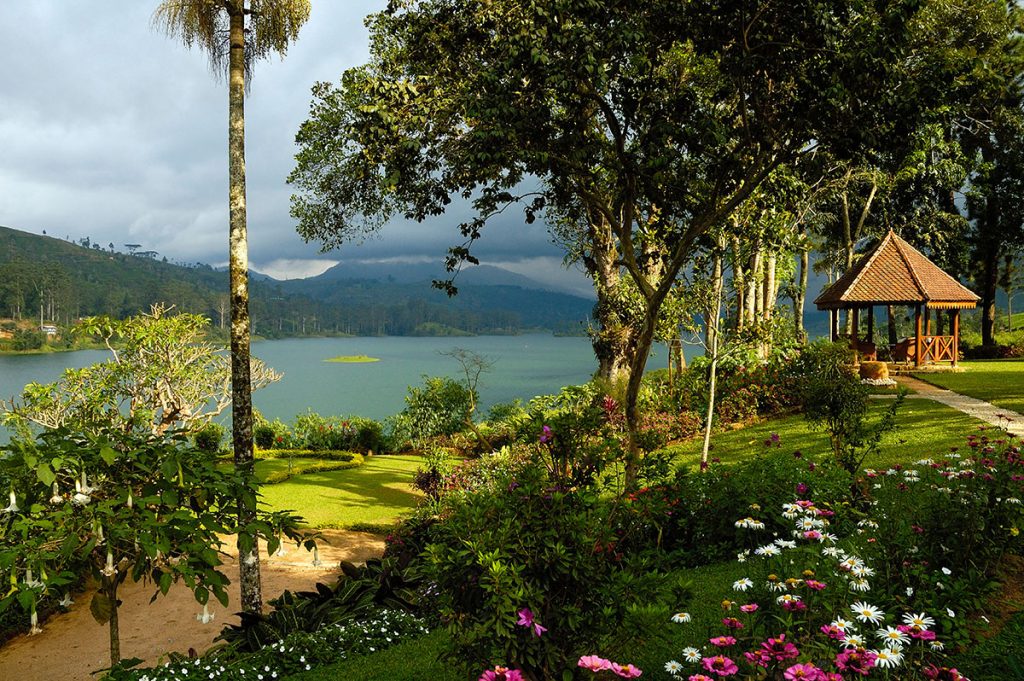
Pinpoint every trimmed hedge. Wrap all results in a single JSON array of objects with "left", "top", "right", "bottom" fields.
[
  {"left": 256, "top": 449, "right": 356, "bottom": 462},
  {"left": 263, "top": 457, "right": 365, "bottom": 485}
]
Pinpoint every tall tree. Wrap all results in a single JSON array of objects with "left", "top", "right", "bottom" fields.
[
  {"left": 290, "top": 0, "right": 996, "bottom": 486},
  {"left": 153, "top": 0, "right": 310, "bottom": 615}
]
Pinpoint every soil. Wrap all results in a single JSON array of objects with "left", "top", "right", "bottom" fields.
[{"left": 0, "top": 530, "right": 385, "bottom": 681}]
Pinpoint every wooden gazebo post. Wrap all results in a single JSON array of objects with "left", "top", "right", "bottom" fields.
[
  {"left": 914, "top": 304, "right": 923, "bottom": 368},
  {"left": 952, "top": 309, "right": 960, "bottom": 368}
]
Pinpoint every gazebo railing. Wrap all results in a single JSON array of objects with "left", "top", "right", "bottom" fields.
[{"left": 920, "top": 335, "right": 956, "bottom": 363}]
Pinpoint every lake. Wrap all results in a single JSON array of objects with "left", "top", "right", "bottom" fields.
[{"left": 0, "top": 335, "right": 679, "bottom": 437}]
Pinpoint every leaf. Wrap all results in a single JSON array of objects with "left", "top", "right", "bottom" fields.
[
  {"left": 99, "top": 446, "right": 116, "bottom": 466},
  {"left": 90, "top": 592, "right": 113, "bottom": 625},
  {"left": 35, "top": 465, "right": 56, "bottom": 487}
]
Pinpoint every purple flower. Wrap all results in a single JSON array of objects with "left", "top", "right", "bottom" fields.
[
  {"left": 795, "top": 482, "right": 809, "bottom": 495},
  {"left": 517, "top": 607, "right": 547, "bottom": 637},
  {"left": 539, "top": 425, "right": 553, "bottom": 444}
]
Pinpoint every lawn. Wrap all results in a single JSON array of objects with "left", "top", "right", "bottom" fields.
[
  {"left": 913, "top": 359, "right": 1024, "bottom": 415},
  {"left": 661, "top": 399, "right": 986, "bottom": 471},
  {"left": 258, "top": 454, "right": 425, "bottom": 528}
]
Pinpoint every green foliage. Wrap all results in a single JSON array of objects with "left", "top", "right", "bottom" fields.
[
  {"left": 107, "top": 608, "right": 429, "bottom": 681},
  {"left": 262, "top": 459, "right": 360, "bottom": 485},
  {"left": 668, "top": 446, "right": 854, "bottom": 565},
  {"left": 193, "top": 422, "right": 225, "bottom": 453},
  {"left": 11, "top": 328, "right": 45, "bottom": 351},
  {"left": 423, "top": 463, "right": 668, "bottom": 679},
  {"left": 291, "top": 411, "right": 384, "bottom": 453},
  {"left": 389, "top": 377, "right": 473, "bottom": 446},
  {"left": 0, "top": 427, "right": 304, "bottom": 642},
  {"left": 795, "top": 340, "right": 904, "bottom": 472},
  {"left": 215, "top": 558, "right": 422, "bottom": 654}
]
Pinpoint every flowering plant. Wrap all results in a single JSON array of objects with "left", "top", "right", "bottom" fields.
[{"left": 665, "top": 495, "right": 970, "bottom": 680}]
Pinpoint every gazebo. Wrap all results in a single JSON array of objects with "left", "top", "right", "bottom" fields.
[{"left": 814, "top": 230, "right": 979, "bottom": 368}]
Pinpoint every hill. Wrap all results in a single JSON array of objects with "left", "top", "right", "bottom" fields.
[{"left": 0, "top": 225, "right": 593, "bottom": 337}]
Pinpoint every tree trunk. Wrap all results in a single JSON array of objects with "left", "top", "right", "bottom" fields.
[
  {"left": 107, "top": 579, "right": 120, "bottom": 667},
  {"left": 981, "top": 242, "right": 1000, "bottom": 347},
  {"left": 794, "top": 244, "right": 808, "bottom": 343},
  {"left": 588, "top": 217, "right": 635, "bottom": 382},
  {"left": 228, "top": 8, "right": 262, "bottom": 615},
  {"left": 705, "top": 248, "right": 723, "bottom": 354},
  {"left": 732, "top": 236, "right": 745, "bottom": 332},
  {"left": 887, "top": 305, "right": 898, "bottom": 346},
  {"left": 701, "top": 237, "right": 725, "bottom": 467}
]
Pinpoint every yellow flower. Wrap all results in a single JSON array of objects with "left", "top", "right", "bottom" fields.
[{"left": 1010, "top": 526, "right": 1020, "bottom": 537}]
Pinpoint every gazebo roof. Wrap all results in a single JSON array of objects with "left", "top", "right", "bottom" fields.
[{"left": 814, "top": 230, "right": 980, "bottom": 310}]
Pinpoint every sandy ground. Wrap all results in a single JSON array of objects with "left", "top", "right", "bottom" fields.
[{"left": 0, "top": 530, "right": 385, "bottom": 681}]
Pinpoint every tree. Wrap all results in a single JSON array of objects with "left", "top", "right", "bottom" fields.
[
  {"left": 290, "top": 0, "right": 984, "bottom": 485},
  {"left": 154, "top": 0, "right": 310, "bottom": 614},
  {"left": 0, "top": 427, "right": 304, "bottom": 668},
  {"left": 2, "top": 305, "right": 281, "bottom": 437}
]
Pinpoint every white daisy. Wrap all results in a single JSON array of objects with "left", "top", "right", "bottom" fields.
[
  {"left": 929, "top": 640, "right": 945, "bottom": 651},
  {"left": 830, "top": 617, "right": 855, "bottom": 632},
  {"left": 755, "top": 544, "right": 781, "bottom": 557},
  {"left": 851, "top": 565, "right": 875, "bottom": 578},
  {"left": 665, "top": 660, "right": 683, "bottom": 674},
  {"left": 681, "top": 647, "right": 702, "bottom": 663},
  {"left": 774, "top": 539, "right": 797, "bottom": 549},
  {"left": 876, "top": 626, "right": 910, "bottom": 646},
  {"left": 671, "top": 612, "right": 692, "bottom": 623},
  {"left": 777, "top": 594, "right": 802, "bottom": 605},
  {"left": 851, "top": 602, "right": 885, "bottom": 624},
  {"left": 902, "top": 612, "right": 935, "bottom": 629},
  {"left": 822, "top": 546, "right": 843, "bottom": 558},
  {"left": 872, "top": 648, "right": 904, "bottom": 669},
  {"left": 842, "top": 633, "right": 866, "bottom": 648},
  {"left": 849, "top": 578, "right": 871, "bottom": 592},
  {"left": 732, "top": 578, "right": 753, "bottom": 592}
]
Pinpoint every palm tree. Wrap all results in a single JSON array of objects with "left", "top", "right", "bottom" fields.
[{"left": 153, "top": 0, "right": 310, "bottom": 615}]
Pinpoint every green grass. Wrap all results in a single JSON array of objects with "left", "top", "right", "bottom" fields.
[
  {"left": 661, "top": 400, "right": 985, "bottom": 471},
  {"left": 913, "top": 359, "right": 1024, "bottom": 415},
  {"left": 324, "top": 354, "right": 380, "bottom": 363},
  {"left": 284, "top": 629, "right": 453, "bottom": 680},
  {"left": 258, "top": 454, "right": 424, "bottom": 528}
]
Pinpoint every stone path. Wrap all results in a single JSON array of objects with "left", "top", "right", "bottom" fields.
[{"left": 869, "top": 375, "right": 1024, "bottom": 439}]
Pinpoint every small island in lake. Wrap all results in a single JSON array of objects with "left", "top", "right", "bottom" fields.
[{"left": 324, "top": 355, "right": 380, "bottom": 363}]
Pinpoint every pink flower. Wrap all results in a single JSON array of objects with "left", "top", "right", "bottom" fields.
[
  {"left": 701, "top": 655, "right": 739, "bottom": 677},
  {"left": 688, "top": 676, "right": 715, "bottom": 681},
  {"left": 805, "top": 580, "right": 827, "bottom": 591},
  {"left": 782, "top": 599, "right": 806, "bottom": 612},
  {"left": 479, "top": 666, "right": 524, "bottom": 681},
  {"left": 578, "top": 656, "right": 613, "bottom": 672},
  {"left": 722, "top": 617, "right": 744, "bottom": 629},
  {"left": 611, "top": 662, "right": 643, "bottom": 678},
  {"left": 820, "top": 624, "right": 846, "bottom": 640},
  {"left": 517, "top": 608, "right": 546, "bottom": 637},
  {"left": 710, "top": 635, "right": 737, "bottom": 647},
  {"left": 835, "top": 648, "right": 877, "bottom": 676},
  {"left": 743, "top": 650, "right": 770, "bottom": 668},
  {"left": 761, "top": 634, "right": 800, "bottom": 661},
  {"left": 795, "top": 482, "right": 809, "bottom": 495},
  {"left": 784, "top": 663, "right": 823, "bottom": 680},
  {"left": 739, "top": 603, "right": 759, "bottom": 613},
  {"left": 802, "top": 530, "right": 822, "bottom": 541}
]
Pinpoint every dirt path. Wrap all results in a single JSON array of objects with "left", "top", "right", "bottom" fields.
[{"left": 0, "top": 530, "right": 385, "bottom": 681}]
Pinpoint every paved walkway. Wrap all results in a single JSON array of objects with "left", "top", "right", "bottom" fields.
[{"left": 869, "top": 375, "right": 1024, "bottom": 439}]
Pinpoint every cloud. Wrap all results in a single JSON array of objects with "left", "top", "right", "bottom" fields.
[{"left": 0, "top": 1, "right": 566, "bottom": 281}]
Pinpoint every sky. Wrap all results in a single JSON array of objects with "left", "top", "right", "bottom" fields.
[{"left": 0, "top": 1, "right": 592, "bottom": 295}]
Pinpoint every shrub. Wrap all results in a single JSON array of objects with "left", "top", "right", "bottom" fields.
[
  {"left": 12, "top": 328, "right": 44, "bottom": 351},
  {"left": 254, "top": 417, "right": 293, "bottom": 449},
  {"left": 390, "top": 376, "right": 474, "bottom": 446},
  {"left": 291, "top": 412, "right": 384, "bottom": 453},
  {"left": 423, "top": 462, "right": 668, "bottom": 679},
  {"left": 193, "top": 422, "right": 225, "bottom": 453}
]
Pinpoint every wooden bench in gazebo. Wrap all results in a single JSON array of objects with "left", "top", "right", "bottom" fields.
[{"left": 814, "top": 230, "right": 979, "bottom": 368}]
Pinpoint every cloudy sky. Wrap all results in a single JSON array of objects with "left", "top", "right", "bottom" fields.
[{"left": 0, "top": 1, "right": 590, "bottom": 294}]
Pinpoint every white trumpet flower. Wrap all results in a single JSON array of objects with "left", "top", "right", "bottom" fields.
[
  {"left": 311, "top": 546, "right": 322, "bottom": 567},
  {"left": 196, "top": 603, "right": 215, "bottom": 625},
  {"left": 2, "top": 490, "right": 19, "bottom": 514},
  {"left": 49, "top": 482, "right": 62, "bottom": 505}
]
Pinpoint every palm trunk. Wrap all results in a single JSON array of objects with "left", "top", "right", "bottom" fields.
[{"left": 228, "top": 8, "right": 262, "bottom": 615}]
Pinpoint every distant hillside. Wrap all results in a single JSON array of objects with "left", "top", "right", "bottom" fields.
[{"left": 0, "top": 225, "right": 593, "bottom": 336}]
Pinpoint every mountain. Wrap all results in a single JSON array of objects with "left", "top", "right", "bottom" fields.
[{"left": 0, "top": 225, "right": 593, "bottom": 336}]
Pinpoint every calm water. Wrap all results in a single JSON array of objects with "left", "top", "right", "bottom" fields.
[{"left": 0, "top": 335, "right": 677, "bottom": 436}]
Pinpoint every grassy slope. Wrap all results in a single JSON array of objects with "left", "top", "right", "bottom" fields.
[
  {"left": 662, "top": 400, "right": 985, "bottom": 471},
  {"left": 258, "top": 454, "right": 424, "bottom": 528},
  {"left": 913, "top": 359, "right": 1024, "bottom": 415}
]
